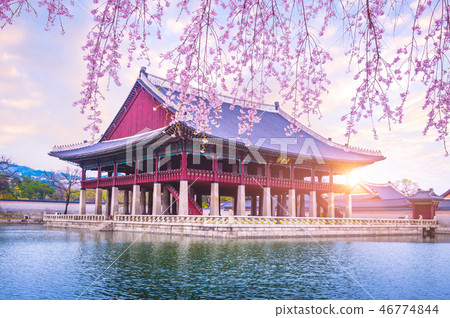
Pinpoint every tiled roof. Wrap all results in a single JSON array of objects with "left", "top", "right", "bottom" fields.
[
  {"left": 438, "top": 200, "right": 450, "bottom": 211},
  {"left": 359, "top": 181, "right": 406, "bottom": 200},
  {"left": 49, "top": 128, "right": 166, "bottom": 159},
  {"left": 408, "top": 189, "right": 444, "bottom": 202},
  {"left": 50, "top": 70, "right": 385, "bottom": 164},
  {"left": 138, "top": 71, "right": 385, "bottom": 163},
  {"left": 336, "top": 181, "right": 411, "bottom": 209},
  {"left": 441, "top": 189, "right": 450, "bottom": 198}
]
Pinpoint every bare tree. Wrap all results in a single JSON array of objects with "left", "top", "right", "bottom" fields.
[
  {"left": 0, "top": 155, "right": 17, "bottom": 177},
  {"left": 0, "top": 155, "right": 18, "bottom": 198},
  {"left": 394, "top": 179, "right": 419, "bottom": 197},
  {"left": 46, "top": 168, "right": 81, "bottom": 214}
]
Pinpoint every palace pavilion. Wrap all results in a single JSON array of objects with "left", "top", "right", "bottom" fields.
[{"left": 49, "top": 68, "right": 385, "bottom": 219}]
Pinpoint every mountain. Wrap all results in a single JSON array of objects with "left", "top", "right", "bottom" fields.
[{"left": 9, "top": 165, "right": 53, "bottom": 181}]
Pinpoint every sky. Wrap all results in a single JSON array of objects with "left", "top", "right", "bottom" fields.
[{"left": 0, "top": 1, "right": 448, "bottom": 194}]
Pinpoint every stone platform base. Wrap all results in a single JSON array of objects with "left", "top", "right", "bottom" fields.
[{"left": 44, "top": 220, "right": 432, "bottom": 239}]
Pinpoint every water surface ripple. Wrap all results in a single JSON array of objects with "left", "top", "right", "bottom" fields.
[{"left": 1, "top": 224, "right": 449, "bottom": 300}]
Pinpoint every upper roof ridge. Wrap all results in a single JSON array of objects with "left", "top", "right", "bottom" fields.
[
  {"left": 140, "top": 69, "right": 279, "bottom": 113},
  {"left": 52, "top": 139, "right": 100, "bottom": 152}
]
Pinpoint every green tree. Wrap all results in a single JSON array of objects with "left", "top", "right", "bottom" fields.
[
  {"left": 0, "top": 174, "right": 12, "bottom": 199},
  {"left": 18, "top": 177, "right": 55, "bottom": 200}
]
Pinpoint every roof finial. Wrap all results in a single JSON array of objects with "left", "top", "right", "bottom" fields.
[
  {"left": 274, "top": 101, "right": 280, "bottom": 111},
  {"left": 140, "top": 66, "right": 147, "bottom": 75}
]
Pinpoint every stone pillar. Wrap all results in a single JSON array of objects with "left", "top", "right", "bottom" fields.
[
  {"left": 179, "top": 180, "right": 189, "bottom": 215},
  {"left": 328, "top": 192, "right": 335, "bottom": 218},
  {"left": 280, "top": 194, "right": 288, "bottom": 216},
  {"left": 272, "top": 195, "right": 278, "bottom": 217},
  {"left": 288, "top": 189, "right": 296, "bottom": 217},
  {"left": 162, "top": 186, "right": 170, "bottom": 214},
  {"left": 147, "top": 190, "right": 153, "bottom": 215},
  {"left": 210, "top": 182, "right": 220, "bottom": 216},
  {"left": 105, "top": 189, "right": 111, "bottom": 217},
  {"left": 131, "top": 184, "right": 141, "bottom": 215},
  {"left": 299, "top": 193, "right": 306, "bottom": 217},
  {"left": 236, "top": 184, "right": 246, "bottom": 216},
  {"left": 258, "top": 195, "right": 263, "bottom": 216},
  {"left": 171, "top": 195, "right": 176, "bottom": 215},
  {"left": 123, "top": 190, "right": 129, "bottom": 214},
  {"left": 140, "top": 189, "right": 146, "bottom": 215},
  {"left": 94, "top": 188, "right": 103, "bottom": 215},
  {"left": 79, "top": 189, "right": 86, "bottom": 215},
  {"left": 111, "top": 186, "right": 119, "bottom": 216},
  {"left": 262, "top": 187, "right": 271, "bottom": 217},
  {"left": 251, "top": 196, "right": 257, "bottom": 216},
  {"left": 152, "top": 183, "right": 162, "bottom": 215},
  {"left": 345, "top": 193, "right": 352, "bottom": 218},
  {"left": 309, "top": 190, "right": 317, "bottom": 217}
]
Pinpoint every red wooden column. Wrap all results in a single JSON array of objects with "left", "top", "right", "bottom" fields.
[
  {"left": 310, "top": 167, "right": 318, "bottom": 217},
  {"left": 344, "top": 171, "right": 352, "bottom": 218},
  {"left": 290, "top": 163, "right": 295, "bottom": 188},
  {"left": 311, "top": 167, "right": 316, "bottom": 191},
  {"left": 265, "top": 162, "right": 271, "bottom": 187},
  {"left": 134, "top": 160, "right": 138, "bottom": 184},
  {"left": 113, "top": 162, "right": 117, "bottom": 186},
  {"left": 81, "top": 168, "right": 86, "bottom": 188},
  {"left": 181, "top": 151, "right": 187, "bottom": 180},
  {"left": 155, "top": 156, "right": 159, "bottom": 182},
  {"left": 96, "top": 164, "right": 101, "bottom": 187},
  {"left": 213, "top": 155, "right": 218, "bottom": 182},
  {"left": 288, "top": 163, "right": 296, "bottom": 217},
  {"left": 239, "top": 159, "right": 244, "bottom": 184},
  {"left": 328, "top": 169, "right": 335, "bottom": 218},
  {"left": 329, "top": 169, "right": 334, "bottom": 188}
]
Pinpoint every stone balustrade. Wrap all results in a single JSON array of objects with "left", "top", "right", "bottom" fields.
[
  {"left": 44, "top": 214, "right": 437, "bottom": 228},
  {"left": 43, "top": 214, "right": 106, "bottom": 221}
]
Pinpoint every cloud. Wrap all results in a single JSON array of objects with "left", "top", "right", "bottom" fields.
[
  {"left": 164, "top": 17, "right": 189, "bottom": 35},
  {"left": 0, "top": 96, "right": 43, "bottom": 110},
  {"left": 0, "top": 26, "right": 27, "bottom": 44},
  {"left": 0, "top": 124, "right": 37, "bottom": 135}
]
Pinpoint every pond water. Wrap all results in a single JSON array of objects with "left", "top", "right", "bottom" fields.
[{"left": 1, "top": 224, "right": 449, "bottom": 300}]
